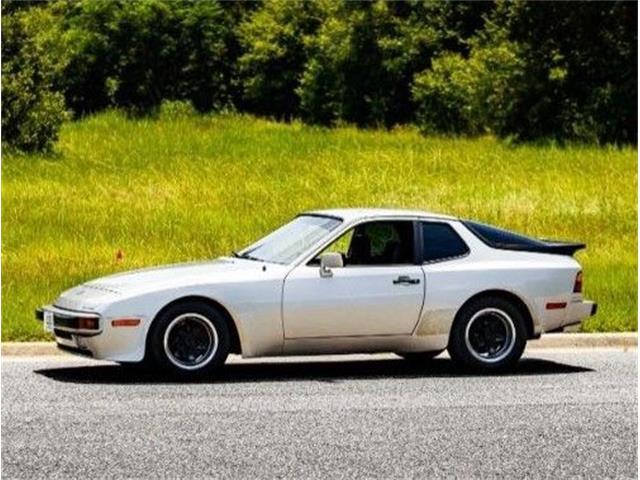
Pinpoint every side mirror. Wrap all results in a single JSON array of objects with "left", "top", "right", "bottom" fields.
[{"left": 319, "top": 252, "right": 343, "bottom": 277}]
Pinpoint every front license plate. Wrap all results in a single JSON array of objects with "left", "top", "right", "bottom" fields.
[{"left": 43, "top": 311, "right": 54, "bottom": 333}]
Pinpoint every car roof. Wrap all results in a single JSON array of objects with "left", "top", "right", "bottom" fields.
[{"left": 304, "top": 208, "right": 457, "bottom": 222}]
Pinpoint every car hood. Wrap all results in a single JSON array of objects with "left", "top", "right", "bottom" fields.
[{"left": 54, "top": 257, "right": 277, "bottom": 311}]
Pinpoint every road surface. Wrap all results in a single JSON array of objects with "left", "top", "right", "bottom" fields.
[{"left": 2, "top": 349, "right": 637, "bottom": 478}]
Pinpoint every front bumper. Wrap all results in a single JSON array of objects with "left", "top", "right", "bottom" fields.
[
  {"left": 35, "top": 306, "right": 101, "bottom": 335},
  {"left": 36, "top": 305, "right": 147, "bottom": 362},
  {"left": 36, "top": 305, "right": 102, "bottom": 356}
]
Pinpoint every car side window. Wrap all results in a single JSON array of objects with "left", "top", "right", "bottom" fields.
[
  {"left": 422, "top": 222, "right": 469, "bottom": 263},
  {"left": 312, "top": 221, "right": 415, "bottom": 266}
]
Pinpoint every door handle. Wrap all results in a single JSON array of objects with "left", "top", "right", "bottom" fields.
[{"left": 393, "top": 275, "right": 420, "bottom": 285}]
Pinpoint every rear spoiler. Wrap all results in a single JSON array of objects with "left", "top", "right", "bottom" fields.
[
  {"left": 478, "top": 240, "right": 586, "bottom": 256},
  {"left": 461, "top": 220, "right": 586, "bottom": 256},
  {"left": 521, "top": 240, "right": 586, "bottom": 256}
]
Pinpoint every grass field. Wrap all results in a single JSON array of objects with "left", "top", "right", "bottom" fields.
[{"left": 2, "top": 110, "right": 637, "bottom": 340}]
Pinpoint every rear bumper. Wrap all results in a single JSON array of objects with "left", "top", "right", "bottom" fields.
[{"left": 562, "top": 300, "right": 597, "bottom": 328}]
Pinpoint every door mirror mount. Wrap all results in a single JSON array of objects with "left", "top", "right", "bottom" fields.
[{"left": 319, "top": 252, "right": 343, "bottom": 277}]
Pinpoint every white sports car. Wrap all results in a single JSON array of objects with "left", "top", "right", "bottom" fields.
[{"left": 37, "top": 208, "right": 596, "bottom": 375}]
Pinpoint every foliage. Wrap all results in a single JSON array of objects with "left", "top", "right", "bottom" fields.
[
  {"left": 412, "top": 40, "right": 526, "bottom": 136},
  {"left": 297, "top": 2, "right": 392, "bottom": 126},
  {"left": 1, "top": 5, "right": 69, "bottom": 152},
  {"left": 238, "top": 0, "right": 324, "bottom": 120},
  {"left": 377, "top": 1, "right": 492, "bottom": 126},
  {"left": 412, "top": 1, "right": 637, "bottom": 143},
  {"left": 297, "top": 1, "right": 490, "bottom": 127},
  {"left": 1, "top": 1, "right": 637, "bottom": 148},
  {"left": 500, "top": 1, "right": 638, "bottom": 144},
  {"left": 159, "top": 99, "right": 198, "bottom": 119},
  {"left": 2, "top": 112, "right": 636, "bottom": 339},
  {"left": 57, "top": 0, "right": 242, "bottom": 116}
]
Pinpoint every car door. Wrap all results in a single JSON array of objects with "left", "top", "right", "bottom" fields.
[{"left": 282, "top": 220, "right": 425, "bottom": 338}]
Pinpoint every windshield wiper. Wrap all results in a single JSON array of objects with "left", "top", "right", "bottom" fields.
[{"left": 231, "top": 251, "right": 262, "bottom": 262}]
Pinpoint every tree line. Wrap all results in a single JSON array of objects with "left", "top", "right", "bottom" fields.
[{"left": 2, "top": 0, "right": 637, "bottom": 152}]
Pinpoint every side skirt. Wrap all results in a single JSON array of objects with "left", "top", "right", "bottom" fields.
[{"left": 280, "top": 334, "right": 448, "bottom": 356}]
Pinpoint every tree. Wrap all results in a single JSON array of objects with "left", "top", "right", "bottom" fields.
[
  {"left": 58, "top": 0, "right": 243, "bottom": 116},
  {"left": 238, "top": 0, "right": 324, "bottom": 120},
  {"left": 379, "top": 0, "right": 493, "bottom": 126},
  {"left": 2, "top": 4, "right": 69, "bottom": 151},
  {"left": 298, "top": 1, "right": 492, "bottom": 127},
  {"left": 412, "top": 35, "right": 526, "bottom": 136},
  {"left": 499, "top": 1, "right": 637, "bottom": 143},
  {"left": 2, "top": 0, "right": 636, "bottom": 145},
  {"left": 412, "top": 1, "right": 637, "bottom": 144}
]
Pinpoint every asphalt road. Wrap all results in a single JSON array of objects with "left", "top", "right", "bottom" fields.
[{"left": 2, "top": 349, "right": 637, "bottom": 479}]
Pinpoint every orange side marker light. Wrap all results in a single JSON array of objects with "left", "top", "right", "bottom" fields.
[{"left": 112, "top": 318, "right": 141, "bottom": 327}]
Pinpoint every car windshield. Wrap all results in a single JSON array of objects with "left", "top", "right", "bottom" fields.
[{"left": 237, "top": 215, "right": 342, "bottom": 264}]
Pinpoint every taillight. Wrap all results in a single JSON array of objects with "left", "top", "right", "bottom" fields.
[{"left": 573, "top": 271, "right": 583, "bottom": 293}]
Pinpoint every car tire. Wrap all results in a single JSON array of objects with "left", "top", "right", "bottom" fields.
[
  {"left": 448, "top": 296, "right": 527, "bottom": 372},
  {"left": 149, "top": 301, "right": 231, "bottom": 378},
  {"left": 396, "top": 350, "right": 444, "bottom": 362}
]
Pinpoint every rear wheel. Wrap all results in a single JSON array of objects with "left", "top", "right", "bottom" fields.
[
  {"left": 149, "top": 301, "right": 230, "bottom": 377},
  {"left": 448, "top": 296, "right": 526, "bottom": 372}
]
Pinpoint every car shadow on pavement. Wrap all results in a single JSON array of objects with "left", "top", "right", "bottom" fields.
[{"left": 34, "top": 357, "right": 593, "bottom": 385}]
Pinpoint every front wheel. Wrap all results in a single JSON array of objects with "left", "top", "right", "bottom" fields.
[
  {"left": 448, "top": 297, "right": 527, "bottom": 372},
  {"left": 149, "top": 301, "right": 231, "bottom": 378}
]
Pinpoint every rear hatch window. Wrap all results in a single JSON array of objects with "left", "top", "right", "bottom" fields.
[{"left": 463, "top": 220, "right": 585, "bottom": 256}]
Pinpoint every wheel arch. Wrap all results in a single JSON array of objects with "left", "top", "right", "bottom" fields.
[
  {"left": 147, "top": 295, "right": 243, "bottom": 356},
  {"left": 455, "top": 289, "right": 536, "bottom": 340}
]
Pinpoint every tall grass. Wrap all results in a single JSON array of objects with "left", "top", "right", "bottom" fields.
[{"left": 2, "top": 110, "right": 637, "bottom": 340}]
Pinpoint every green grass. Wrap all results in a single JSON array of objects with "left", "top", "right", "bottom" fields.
[{"left": 2, "top": 110, "right": 637, "bottom": 340}]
